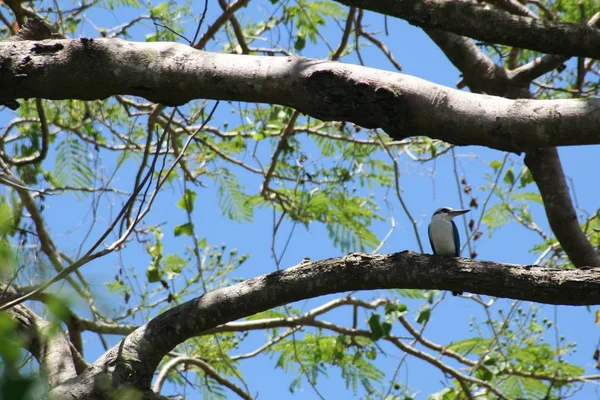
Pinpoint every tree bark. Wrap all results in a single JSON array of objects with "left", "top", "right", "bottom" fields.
[
  {"left": 335, "top": 0, "right": 600, "bottom": 58},
  {"left": 2, "top": 39, "right": 600, "bottom": 152},
  {"left": 6, "top": 301, "right": 77, "bottom": 388},
  {"left": 525, "top": 148, "right": 600, "bottom": 267},
  {"left": 46, "top": 251, "right": 600, "bottom": 399}
]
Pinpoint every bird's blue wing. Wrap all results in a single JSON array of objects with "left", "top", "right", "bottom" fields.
[
  {"left": 428, "top": 224, "right": 435, "bottom": 254},
  {"left": 452, "top": 220, "right": 460, "bottom": 257}
]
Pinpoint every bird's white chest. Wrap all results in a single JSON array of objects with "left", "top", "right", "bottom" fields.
[{"left": 429, "top": 218, "right": 456, "bottom": 256}]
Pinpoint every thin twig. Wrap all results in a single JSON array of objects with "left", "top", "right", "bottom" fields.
[
  {"left": 331, "top": 7, "right": 355, "bottom": 60},
  {"left": 153, "top": 356, "right": 253, "bottom": 399}
]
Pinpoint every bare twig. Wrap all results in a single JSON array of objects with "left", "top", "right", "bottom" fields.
[
  {"left": 261, "top": 110, "right": 299, "bottom": 197},
  {"left": 153, "top": 356, "right": 253, "bottom": 399},
  {"left": 331, "top": 7, "right": 355, "bottom": 60}
]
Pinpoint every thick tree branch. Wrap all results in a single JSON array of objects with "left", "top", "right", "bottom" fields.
[
  {"left": 2, "top": 40, "right": 600, "bottom": 152},
  {"left": 525, "top": 148, "right": 600, "bottom": 268},
  {"left": 48, "top": 252, "right": 600, "bottom": 398},
  {"left": 424, "top": 29, "right": 521, "bottom": 96},
  {"left": 508, "top": 12, "right": 600, "bottom": 83},
  {"left": 6, "top": 301, "right": 77, "bottom": 388},
  {"left": 335, "top": 0, "right": 600, "bottom": 59}
]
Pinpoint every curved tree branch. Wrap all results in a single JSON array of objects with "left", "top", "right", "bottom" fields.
[
  {"left": 2, "top": 39, "right": 600, "bottom": 152},
  {"left": 153, "top": 356, "right": 253, "bottom": 399},
  {"left": 424, "top": 29, "right": 523, "bottom": 96},
  {"left": 525, "top": 148, "right": 600, "bottom": 268},
  {"left": 46, "top": 251, "right": 600, "bottom": 399},
  {"left": 5, "top": 301, "right": 77, "bottom": 388},
  {"left": 335, "top": 0, "right": 600, "bottom": 59}
]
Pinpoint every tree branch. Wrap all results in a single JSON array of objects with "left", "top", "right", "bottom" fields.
[
  {"left": 153, "top": 356, "right": 253, "bottom": 399},
  {"left": 48, "top": 252, "right": 600, "bottom": 398},
  {"left": 509, "top": 12, "right": 600, "bottom": 82},
  {"left": 525, "top": 148, "right": 600, "bottom": 268},
  {"left": 5, "top": 299, "right": 77, "bottom": 388},
  {"left": 3, "top": 39, "right": 600, "bottom": 152},
  {"left": 334, "top": 0, "right": 600, "bottom": 59}
]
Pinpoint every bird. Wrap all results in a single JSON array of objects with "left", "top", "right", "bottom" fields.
[{"left": 428, "top": 207, "right": 470, "bottom": 296}]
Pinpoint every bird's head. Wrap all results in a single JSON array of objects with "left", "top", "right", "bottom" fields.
[{"left": 432, "top": 207, "right": 470, "bottom": 221}]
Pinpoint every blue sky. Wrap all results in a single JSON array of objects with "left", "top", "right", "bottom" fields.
[{"left": 2, "top": 0, "right": 600, "bottom": 398}]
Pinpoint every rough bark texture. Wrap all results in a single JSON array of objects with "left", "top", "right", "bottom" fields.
[
  {"left": 336, "top": 0, "right": 600, "bottom": 59},
  {"left": 44, "top": 251, "right": 600, "bottom": 399},
  {"left": 6, "top": 301, "right": 77, "bottom": 388},
  {"left": 2, "top": 39, "right": 600, "bottom": 152}
]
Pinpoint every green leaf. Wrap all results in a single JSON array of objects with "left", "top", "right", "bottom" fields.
[
  {"left": 483, "top": 357, "right": 507, "bottom": 376},
  {"left": 519, "top": 167, "right": 534, "bottom": 187},
  {"left": 476, "top": 357, "right": 507, "bottom": 382},
  {"left": 163, "top": 254, "right": 188, "bottom": 279},
  {"left": 489, "top": 160, "right": 503, "bottom": 171},
  {"left": 150, "top": 2, "right": 169, "bottom": 15},
  {"left": 0, "top": 239, "right": 15, "bottom": 274},
  {"left": 306, "top": 0, "right": 344, "bottom": 18},
  {"left": 0, "top": 314, "right": 20, "bottom": 365},
  {"left": 176, "top": 189, "right": 196, "bottom": 213},
  {"left": 0, "top": 202, "right": 15, "bottom": 236},
  {"left": 416, "top": 306, "right": 431, "bottom": 325},
  {"left": 334, "top": 335, "right": 346, "bottom": 360},
  {"left": 499, "top": 375, "right": 549, "bottom": 399},
  {"left": 382, "top": 322, "right": 392, "bottom": 336},
  {"left": 286, "top": 189, "right": 382, "bottom": 252},
  {"left": 428, "top": 387, "right": 457, "bottom": 400},
  {"left": 246, "top": 309, "right": 289, "bottom": 320},
  {"left": 146, "top": 264, "right": 161, "bottom": 283},
  {"left": 294, "top": 34, "right": 306, "bottom": 51},
  {"left": 426, "top": 290, "right": 437, "bottom": 304},
  {"left": 384, "top": 303, "right": 407, "bottom": 314},
  {"left": 394, "top": 289, "right": 427, "bottom": 299},
  {"left": 447, "top": 337, "right": 489, "bottom": 356},
  {"left": 513, "top": 192, "right": 543, "bottom": 204},
  {"left": 503, "top": 168, "right": 515, "bottom": 185},
  {"left": 105, "top": 281, "right": 127, "bottom": 295},
  {"left": 55, "top": 135, "right": 94, "bottom": 193},
  {"left": 45, "top": 295, "right": 70, "bottom": 323},
  {"left": 0, "top": 373, "right": 41, "bottom": 400},
  {"left": 363, "top": 347, "right": 375, "bottom": 361},
  {"left": 368, "top": 313, "right": 385, "bottom": 341},
  {"left": 482, "top": 204, "right": 512, "bottom": 234},
  {"left": 215, "top": 168, "right": 254, "bottom": 222},
  {"left": 174, "top": 222, "right": 194, "bottom": 237},
  {"left": 429, "top": 142, "right": 437, "bottom": 157},
  {"left": 384, "top": 303, "right": 408, "bottom": 323}
]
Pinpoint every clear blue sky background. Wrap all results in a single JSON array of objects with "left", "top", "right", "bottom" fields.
[{"left": 2, "top": 0, "right": 599, "bottom": 398}]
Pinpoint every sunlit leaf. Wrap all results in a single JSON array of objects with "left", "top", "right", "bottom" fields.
[
  {"left": 416, "top": 306, "right": 431, "bottom": 325},
  {"left": 176, "top": 189, "right": 196, "bottom": 213},
  {"left": 174, "top": 222, "right": 194, "bottom": 237}
]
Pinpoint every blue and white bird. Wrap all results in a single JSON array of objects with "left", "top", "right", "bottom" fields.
[{"left": 428, "top": 207, "right": 470, "bottom": 296}]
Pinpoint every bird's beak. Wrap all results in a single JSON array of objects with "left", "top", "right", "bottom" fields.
[{"left": 449, "top": 209, "right": 469, "bottom": 217}]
